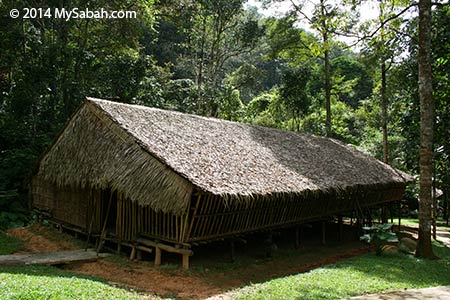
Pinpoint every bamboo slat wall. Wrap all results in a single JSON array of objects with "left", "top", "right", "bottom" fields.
[
  {"left": 32, "top": 178, "right": 96, "bottom": 229},
  {"left": 111, "top": 186, "right": 405, "bottom": 245},
  {"left": 33, "top": 180, "right": 405, "bottom": 246}
]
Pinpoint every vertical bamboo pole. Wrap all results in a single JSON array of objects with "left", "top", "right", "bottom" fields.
[
  {"left": 97, "top": 190, "right": 113, "bottom": 254},
  {"left": 85, "top": 189, "right": 98, "bottom": 250},
  {"left": 187, "top": 194, "right": 201, "bottom": 242}
]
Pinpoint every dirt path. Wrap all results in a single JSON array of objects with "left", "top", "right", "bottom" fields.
[{"left": 350, "top": 285, "right": 450, "bottom": 300}]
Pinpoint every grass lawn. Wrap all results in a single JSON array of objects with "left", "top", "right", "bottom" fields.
[
  {"left": 0, "top": 265, "right": 147, "bottom": 300},
  {"left": 0, "top": 233, "right": 148, "bottom": 300},
  {"left": 400, "top": 217, "right": 450, "bottom": 228},
  {"left": 236, "top": 241, "right": 450, "bottom": 300}
]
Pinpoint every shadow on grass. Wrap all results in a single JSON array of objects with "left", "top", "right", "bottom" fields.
[{"left": 0, "top": 233, "right": 24, "bottom": 255}]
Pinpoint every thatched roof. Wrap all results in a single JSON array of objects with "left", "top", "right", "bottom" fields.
[{"left": 35, "top": 97, "right": 412, "bottom": 214}]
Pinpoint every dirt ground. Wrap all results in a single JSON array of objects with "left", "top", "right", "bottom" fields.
[
  {"left": 6, "top": 223, "right": 371, "bottom": 299},
  {"left": 7, "top": 223, "right": 79, "bottom": 253}
]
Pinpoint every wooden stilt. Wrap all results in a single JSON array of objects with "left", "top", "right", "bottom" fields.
[
  {"left": 136, "top": 249, "right": 142, "bottom": 260},
  {"left": 155, "top": 247, "right": 161, "bottom": 266},
  {"left": 390, "top": 203, "right": 394, "bottom": 223},
  {"left": 182, "top": 254, "right": 189, "bottom": 270},
  {"left": 382, "top": 206, "right": 388, "bottom": 223},
  {"left": 130, "top": 246, "right": 136, "bottom": 260}
]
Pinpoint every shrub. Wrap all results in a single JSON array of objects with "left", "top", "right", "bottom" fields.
[{"left": 360, "top": 223, "right": 398, "bottom": 255}]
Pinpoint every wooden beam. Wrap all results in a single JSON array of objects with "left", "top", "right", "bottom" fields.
[
  {"left": 136, "top": 238, "right": 193, "bottom": 256},
  {"left": 0, "top": 250, "right": 108, "bottom": 266}
]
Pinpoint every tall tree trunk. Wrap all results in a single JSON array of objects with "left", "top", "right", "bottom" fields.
[
  {"left": 381, "top": 61, "right": 388, "bottom": 164},
  {"left": 196, "top": 17, "right": 207, "bottom": 114},
  {"left": 416, "top": 0, "right": 436, "bottom": 258},
  {"left": 321, "top": 0, "right": 331, "bottom": 136},
  {"left": 379, "top": 0, "right": 388, "bottom": 164},
  {"left": 324, "top": 41, "right": 331, "bottom": 136}
]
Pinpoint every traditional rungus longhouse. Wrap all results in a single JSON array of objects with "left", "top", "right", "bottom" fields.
[{"left": 32, "top": 97, "right": 411, "bottom": 268}]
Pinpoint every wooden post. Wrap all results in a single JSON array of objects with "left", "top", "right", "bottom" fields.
[
  {"left": 182, "top": 254, "right": 189, "bottom": 270},
  {"left": 390, "top": 203, "right": 394, "bottom": 223},
  {"left": 322, "top": 221, "right": 326, "bottom": 245},
  {"left": 130, "top": 246, "right": 136, "bottom": 260},
  {"left": 382, "top": 206, "right": 388, "bottom": 223},
  {"left": 338, "top": 215, "right": 343, "bottom": 242},
  {"left": 154, "top": 247, "right": 161, "bottom": 266}
]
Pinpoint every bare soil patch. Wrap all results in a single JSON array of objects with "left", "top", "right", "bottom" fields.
[{"left": 6, "top": 223, "right": 79, "bottom": 253}]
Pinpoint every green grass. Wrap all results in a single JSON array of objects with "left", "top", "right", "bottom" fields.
[
  {"left": 236, "top": 241, "right": 450, "bottom": 300},
  {"left": 0, "top": 265, "right": 146, "bottom": 300},
  {"left": 0, "top": 233, "right": 148, "bottom": 300},
  {"left": 400, "top": 217, "right": 450, "bottom": 228},
  {"left": 0, "top": 233, "right": 23, "bottom": 255}
]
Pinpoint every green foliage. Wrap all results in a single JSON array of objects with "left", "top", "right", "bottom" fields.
[
  {"left": 360, "top": 223, "right": 399, "bottom": 255},
  {"left": 301, "top": 99, "right": 357, "bottom": 143},
  {"left": 0, "top": 0, "right": 157, "bottom": 221},
  {"left": 0, "top": 233, "right": 23, "bottom": 255},
  {"left": 331, "top": 56, "right": 373, "bottom": 108},
  {"left": 279, "top": 66, "right": 311, "bottom": 118},
  {"left": 0, "top": 191, "right": 28, "bottom": 230},
  {"left": 237, "top": 241, "right": 450, "bottom": 300},
  {"left": 218, "top": 88, "right": 245, "bottom": 121}
]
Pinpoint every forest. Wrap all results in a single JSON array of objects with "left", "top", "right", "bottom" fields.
[{"left": 0, "top": 0, "right": 448, "bottom": 255}]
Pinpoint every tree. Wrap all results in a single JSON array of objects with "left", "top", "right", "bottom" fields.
[
  {"left": 0, "top": 0, "right": 157, "bottom": 226},
  {"left": 264, "top": 0, "right": 357, "bottom": 135},
  {"left": 176, "top": 0, "right": 263, "bottom": 116},
  {"left": 415, "top": 0, "right": 436, "bottom": 258}
]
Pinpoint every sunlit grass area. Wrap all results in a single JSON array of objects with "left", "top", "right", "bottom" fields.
[
  {"left": 400, "top": 217, "right": 449, "bottom": 228},
  {"left": 0, "top": 265, "right": 146, "bottom": 300},
  {"left": 236, "top": 241, "right": 450, "bottom": 300}
]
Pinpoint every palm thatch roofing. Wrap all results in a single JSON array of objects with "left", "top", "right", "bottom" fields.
[{"left": 35, "top": 97, "right": 412, "bottom": 215}]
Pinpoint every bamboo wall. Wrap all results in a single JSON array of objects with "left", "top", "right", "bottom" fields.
[
  {"left": 32, "top": 178, "right": 405, "bottom": 246},
  {"left": 112, "top": 186, "right": 405, "bottom": 245},
  {"left": 31, "top": 178, "right": 101, "bottom": 230}
]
